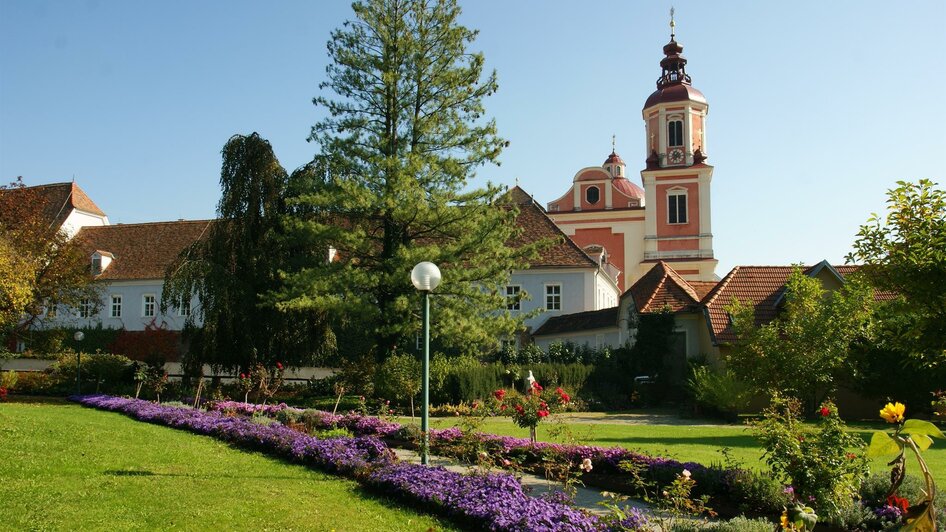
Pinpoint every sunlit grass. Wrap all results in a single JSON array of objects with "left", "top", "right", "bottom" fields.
[{"left": 0, "top": 400, "right": 457, "bottom": 532}]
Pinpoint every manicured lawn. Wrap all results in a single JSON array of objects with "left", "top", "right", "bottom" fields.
[
  {"left": 425, "top": 414, "right": 946, "bottom": 488},
  {"left": 0, "top": 399, "right": 457, "bottom": 532}
]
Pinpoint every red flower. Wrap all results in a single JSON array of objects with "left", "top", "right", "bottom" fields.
[
  {"left": 493, "top": 389, "right": 506, "bottom": 401},
  {"left": 539, "top": 401, "right": 547, "bottom": 409},
  {"left": 887, "top": 495, "right": 909, "bottom": 513},
  {"left": 846, "top": 452, "right": 857, "bottom": 460},
  {"left": 500, "top": 404, "right": 507, "bottom": 411},
  {"left": 239, "top": 373, "right": 246, "bottom": 379},
  {"left": 555, "top": 387, "right": 564, "bottom": 394},
  {"left": 819, "top": 406, "right": 830, "bottom": 417},
  {"left": 515, "top": 405, "right": 524, "bottom": 413},
  {"left": 0, "top": 387, "right": 7, "bottom": 401},
  {"left": 531, "top": 381, "right": 543, "bottom": 395},
  {"left": 276, "top": 362, "right": 283, "bottom": 370},
  {"left": 537, "top": 410, "right": 549, "bottom": 418},
  {"left": 471, "top": 402, "right": 479, "bottom": 409}
]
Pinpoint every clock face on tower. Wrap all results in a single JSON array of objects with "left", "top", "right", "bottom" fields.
[{"left": 668, "top": 148, "right": 685, "bottom": 165}]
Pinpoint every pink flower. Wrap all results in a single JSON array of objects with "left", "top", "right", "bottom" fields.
[
  {"left": 580, "top": 458, "right": 593, "bottom": 473},
  {"left": 275, "top": 362, "right": 283, "bottom": 370}
]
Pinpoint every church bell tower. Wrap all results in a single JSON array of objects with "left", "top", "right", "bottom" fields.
[{"left": 639, "top": 12, "right": 717, "bottom": 282}]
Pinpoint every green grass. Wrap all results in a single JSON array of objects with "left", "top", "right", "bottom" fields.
[
  {"left": 423, "top": 414, "right": 946, "bottom": 488},
  {"left": 0, "top": 399, "right": 457, "bottom": 532}
]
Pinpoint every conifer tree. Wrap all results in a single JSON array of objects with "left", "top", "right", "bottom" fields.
[
  {"left": 277, "top": 0, "right": 536, "bottom": 357},
  {"left": 163, "top": 133, "right": 334, "bottom": 371}
]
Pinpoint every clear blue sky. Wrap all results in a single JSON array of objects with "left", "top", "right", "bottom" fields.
[{"left": 2, "top": 1, "right": 944, "bottom": 276}]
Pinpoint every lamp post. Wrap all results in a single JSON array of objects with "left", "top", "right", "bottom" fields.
[
  {"left": 73, "top": 331, "right": 85, "bottom": 395},
  {"left": 411, "top": 261, "right": 441, "bottom": 466}
]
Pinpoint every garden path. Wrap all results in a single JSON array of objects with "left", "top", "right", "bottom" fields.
[{"left": 391, "top": 448, "right": 648, "bottom": 517}]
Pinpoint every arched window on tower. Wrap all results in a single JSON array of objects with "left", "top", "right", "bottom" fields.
[
  {"left": 667, "top": 187, "right": 688, "bottom": 224},
  {"left": 668, "top": 120, "right": 684, "bottom": 147},
  {"left": 616, "top": 166, "right": 621, "bottom": 176},
  {"left": 586, "top": 186, "right": 600, "bottom": 205}
]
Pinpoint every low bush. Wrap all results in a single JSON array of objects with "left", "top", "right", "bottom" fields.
[
  {"left": 688, "top": 366, "right": 753, "bottom": 419},
  {"left": 1, "top": 370, "right": 18, "bottom": 391},
  {"left": 671, "top": 516, "right": 773, "bottom": 532}
]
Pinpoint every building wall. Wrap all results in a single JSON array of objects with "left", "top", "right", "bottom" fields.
[
  {"left": 509, "top": 269, "right": 601, "bottom": 332},
  {"left": 61, "top": 209, "right": 108, "bottom": 239},
  {"left": 51, "top": 279, "right": 200, "bottom": 332}
]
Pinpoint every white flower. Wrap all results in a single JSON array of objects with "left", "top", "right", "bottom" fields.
[
  {"left": 682, "top": 469, "right": 691, "bottom": 479},
  {"left": 580, "top": 458, "right": 593, "bottom": 473}
]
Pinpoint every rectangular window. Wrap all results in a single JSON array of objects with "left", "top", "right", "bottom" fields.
[
  {"left": 668, "top": 193, "right": 688, "bottom": 224},
  {"left": 110, "top": 295, "right": 122, "bottom": 318},
  {"left": 177, "top": 297, "right": 191, "bottom": 317},
  {"left": 668, "top": 120, "right": 684, "bottom": 147},
  {"left": 415, "top": 332, "right": 423, "bottom": 351},
  {"left": 79, "top": 298, "right": 92, "bottom": 318},
  {"left": 505, "top": 285, "right": 521, "bottom": 311},
  {"left": 143, "top": 294, "right": 156, "bottom": 317},
  {"left": 545, "top": 284, "right": 561, "bottom": 311}
]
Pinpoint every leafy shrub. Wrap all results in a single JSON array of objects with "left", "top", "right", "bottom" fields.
[
  {"left": 12, "top": 371, "right": 65, "bottom": 394},
  {"left": 688, "top": 365, "right": 753, "bottom": 418},
  {"left": 859, "top": 471, "right": 937, "bottom": 508},
  {"left": 755, "top": 395, "right": 869, "bottom": 520},
  {"left": 53, "top": 352, "right": 133, "bottom": 394},
  {"left": 1, "top": 370, "right": 17, "bottom": 391},
  {"left": 374, "top": 353, "right": 421, "bottom": 408},
  {"left": 723, "top": 468, "right": 787, "bottom": 516}
]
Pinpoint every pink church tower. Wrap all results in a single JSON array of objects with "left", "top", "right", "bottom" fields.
[
  {"left": 546, "top": 19, "right": 716, "bottom": 290},
  {"left": 638, "top": 19, "right": 717, "bottom": 282}
]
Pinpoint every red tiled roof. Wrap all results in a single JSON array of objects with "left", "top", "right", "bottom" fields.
[
  {"left": 506, "top": 186, "right": 598, "bottom": 269},
  {"left": 532, "top": 307, "right": 619, "bottom": 337},
  {"left": 74, "top": 220, "right": 212, "bottom": 280},
  {"left": 703, "top": 263, "right": 895, "bottom": 345},
  {"left": 1, "top": 181, "right": 107, "bottom": 231},
  {"left": 625, "top": 261, "right": 708, "bottom": 314}
]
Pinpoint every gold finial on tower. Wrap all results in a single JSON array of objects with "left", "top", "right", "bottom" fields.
[{"left": 669, "top": 7, "right": 676, "bottom": 39}]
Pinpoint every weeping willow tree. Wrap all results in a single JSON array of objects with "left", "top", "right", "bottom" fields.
[
  {"left": 162, "top": 133, "right": 335, "bottom": 371},
  {"left": 275, "top": 0, "right": 540, "bottom": 358}
]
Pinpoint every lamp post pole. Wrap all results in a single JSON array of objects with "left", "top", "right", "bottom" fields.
[
  {"left": 74, "top": 331, "right": 85, "bottom": 395},
  {"left": 421, "top": 289, "right": 430, "bottom": 466},
  {"left": 411, "top": 261, "right": 441, "bottom": 467}
]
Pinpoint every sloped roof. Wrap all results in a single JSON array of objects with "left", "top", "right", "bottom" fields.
[
  {"left": 532, "top": 307, "right": 619, "bottom": 337},
  {"left": 703, "top": 263, "right": 895, "bottom": 345},
  {"left": 625, "top": 261, "right": 709, "bottom": 314},
  {"left": 506, "top": 186, "right": 598, "bottom": 269},
  {"left": 74, "top": 220, "right": 212, "bottom": 280},
  {"left": 8, "top": 182, "right": 107, "bottom": 229}
]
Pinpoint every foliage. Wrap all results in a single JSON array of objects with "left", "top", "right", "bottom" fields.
[
  {"left": 669, "top": 516, "right": 774, "bottom": 532},
  {"left": 52, "top": 352, "right": 133, "bottom": 394},
  {"left": 492, "top": 381, "right": 570, "bottom": 441},
  {"left": 374, "top": 353, "right": 421, "bottom": 410},
  {"left": 754, "top": 395, "right": 869, "bottom": 521},
  {"left": 493, "top": 341, "right": 610, "bottom": 366},
  {"left": 276, "top": 0, "right": 539, "bottom": 358},
  {"left": 106, "top": 322, "right": 179, "bottom": 364},
  {"left": 688, "top": 365, "right": 753, "bottom": 418},
  {"left": 1, "top": 369, "right": 17, "bottom": 391},
  {"left": 867, "top": 401, "right": 946, "bottom": 531},
  {"left": 847, "top": 179, "right": 946, "bottom": 367},
  {"left": 162, "top": 133, "right": 334, "bottom": 371},
  {"left": 725, "top": 267, "right": 874, "bottom": 409},
  {"left": 0, "top": 178, "right": 102, "bottom": 340}
]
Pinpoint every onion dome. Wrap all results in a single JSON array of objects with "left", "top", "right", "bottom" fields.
[
  {"left": 603, "top": 150, "right": 624, "bottom": 165},
  {"left": 643, "top": 33, "right": 706, "bottom": 109}
]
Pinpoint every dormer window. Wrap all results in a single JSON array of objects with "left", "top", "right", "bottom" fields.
[
  {"left": 91, "top": 251, "right": 113, "bottom": 275},
  {"left": 668, "top": 120, "right": 684, "bottom": 147},
  {"left": 586, "top": 186, "right": 600, "bottom": 205}
]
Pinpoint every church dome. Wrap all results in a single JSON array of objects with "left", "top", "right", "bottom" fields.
[
  {"left": 603, "top": 151, "right": 624, "bottom": 165},
  {"left": 643, "top": 34, "right": 706, "bottom": 110},
  {"left": 612, "top": 177, "right": 644, "bottom": 199}
]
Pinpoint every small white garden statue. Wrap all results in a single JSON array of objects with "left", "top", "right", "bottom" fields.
[{"left": 525, "top": 370, "right": 536, "bottom": 390}]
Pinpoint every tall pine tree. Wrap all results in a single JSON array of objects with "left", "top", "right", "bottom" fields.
[
  {"left": 277, "top": 0, "right": 537, "bottom": 357},
  {"left": 163, "top": 133, "right": 334, "bottom": 371}
]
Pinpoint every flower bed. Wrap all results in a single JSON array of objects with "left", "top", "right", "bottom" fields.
[
  {"left": 205, "top": 400, "right": 785, "bottom": 517},
  {"left": 71, "top": 395, "right": 605, "bottom": 531}
]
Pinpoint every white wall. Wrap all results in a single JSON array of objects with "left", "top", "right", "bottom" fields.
[
  {"left": 508, "top": 268, "right": 593, "bottom": 332},
  {"left": 61, "top": 209, "right": 108, "bottom": 239},
  {"left": 50, "top": 279, "right": 200, "bottom": 332}
]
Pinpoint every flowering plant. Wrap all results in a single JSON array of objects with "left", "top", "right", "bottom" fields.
[
  {"left": 754, "top": 395, "right": 868, "bottom": 521},
  {"left": 0, "top": 386, "right": 7, "bottom": 401},
  {"left": 868, "top": 401, "right": 945, "bottom": 530}
]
